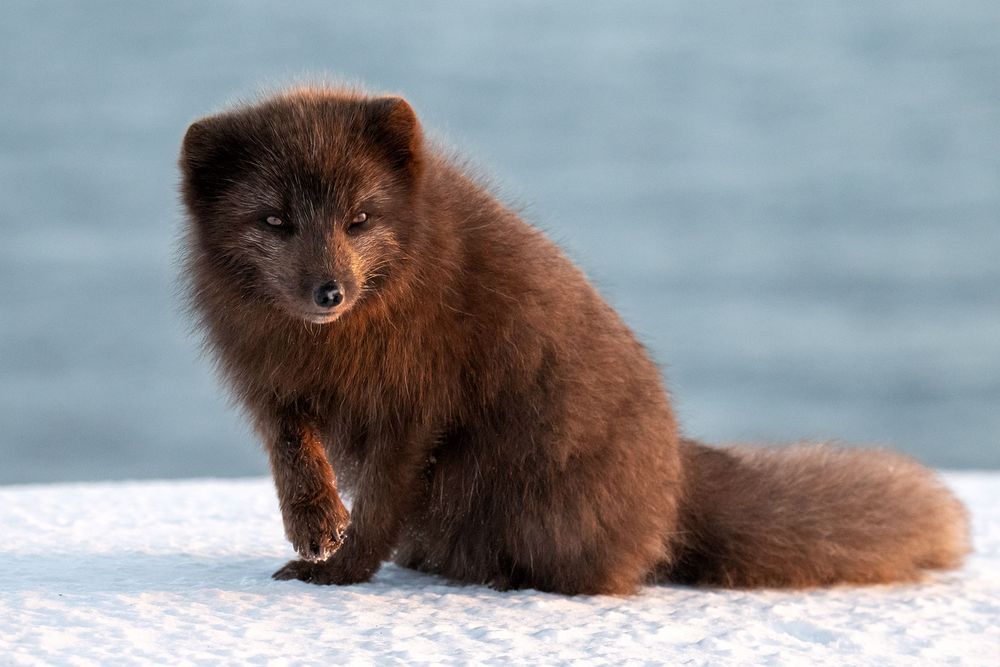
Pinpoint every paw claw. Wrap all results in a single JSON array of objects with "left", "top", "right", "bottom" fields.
[{"left": 285, "top": 500, "right": 350, "bottom": 563}]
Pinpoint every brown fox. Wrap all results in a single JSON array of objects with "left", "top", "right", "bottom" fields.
[{"left": 179, "top": 86, "right": 970, "bottom": 594}]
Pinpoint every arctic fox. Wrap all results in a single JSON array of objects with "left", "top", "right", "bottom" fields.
[{"left": 179, "top": 86, "right": 969, "bottom": 594}]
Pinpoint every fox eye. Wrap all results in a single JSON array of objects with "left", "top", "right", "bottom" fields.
[
  {"left": 265, "top": 215, "right": 285, "bottom": 227},
  {"left": 347, "top": 211, "right": 369, "bottom": 233}
]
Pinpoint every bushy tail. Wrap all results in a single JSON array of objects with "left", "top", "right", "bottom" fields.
[{"left": 664, "top": 439, "right": 970, "bottom": 588}]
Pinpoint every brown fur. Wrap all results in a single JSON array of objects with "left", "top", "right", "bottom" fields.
[{"left": 178, "top": 86, "right": 970, "bottom": 595}]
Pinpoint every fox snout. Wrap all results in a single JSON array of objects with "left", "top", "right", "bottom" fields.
[
  {"left": 295, "top": 272, "right": 356, "bottom": 324},
  {"left": 313, "top": 281, "right": 344, "bottom": 309}
]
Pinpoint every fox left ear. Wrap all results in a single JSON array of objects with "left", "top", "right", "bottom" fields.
[{"left": 364, "top": 96, "right": 424, "bottom": 181}]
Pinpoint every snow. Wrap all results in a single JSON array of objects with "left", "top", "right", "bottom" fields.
[{"left": 1, "top": 474, "right": 997, "bottom": 666}]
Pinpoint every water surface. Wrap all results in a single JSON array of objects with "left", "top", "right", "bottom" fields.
[{"left": 1, "top": 1, "right": 998, "bottom": 482}]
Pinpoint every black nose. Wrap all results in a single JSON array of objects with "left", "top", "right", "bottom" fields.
[{"left": 313, "top": 281, "right": 344, "bottom": 309}]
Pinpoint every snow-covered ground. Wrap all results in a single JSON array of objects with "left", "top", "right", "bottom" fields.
[{"left": 1, "top": 473, "right": 996, "bottom": 666}]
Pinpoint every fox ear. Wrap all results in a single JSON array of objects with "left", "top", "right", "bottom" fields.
[
  {"left": 364, "top": 96, "right": 424, "bottom": 180},
  {"left": 180, "top": 115, "right": 245, "bottom": 206}
]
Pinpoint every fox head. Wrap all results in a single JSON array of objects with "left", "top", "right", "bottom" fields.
[{"left": 180, "top": 89, "right": 424, "bottom": 324}]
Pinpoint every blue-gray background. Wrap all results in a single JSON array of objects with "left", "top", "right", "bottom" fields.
[{"left": 2, "top": 1, "right": 998, "bottom": 483}]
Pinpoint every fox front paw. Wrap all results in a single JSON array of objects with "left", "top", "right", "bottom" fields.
[
  {"left": 282, "top": 490, "right": 351, "bottom": 562},
  {"left": 272, "top": 554, "right": 377, "bottom": 585}
]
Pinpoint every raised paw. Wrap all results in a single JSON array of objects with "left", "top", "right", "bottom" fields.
[{"left": 282, "top": 488, "right": 351, "bottom": 562}]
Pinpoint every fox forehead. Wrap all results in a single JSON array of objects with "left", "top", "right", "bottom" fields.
[
  {"left": 234, "top": 120, "right": 398, "bottom": 207},
  {"left": 241, "top": 95, "right": 389, "bottom": 162},
  {"left": 224, "top": 146, "right": 389, "bottom": 218}
]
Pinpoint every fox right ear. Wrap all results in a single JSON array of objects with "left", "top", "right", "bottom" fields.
[
  {"left": 180, "top": 115, "right": 244, "bottom": 204},
  {"left": 181, "top": 117, "right": 219, "bottom": 175}
]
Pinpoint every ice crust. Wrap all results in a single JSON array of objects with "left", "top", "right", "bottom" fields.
[{"left": 1, "top": 474, "right": 996, "bottom": 665}]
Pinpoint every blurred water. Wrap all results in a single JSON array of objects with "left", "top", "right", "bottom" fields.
[{"left": 1, "top": 1, "right": 997, "bottom": 483}]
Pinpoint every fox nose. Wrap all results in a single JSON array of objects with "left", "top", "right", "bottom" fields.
[{"left": 313, "top": 281, "right": 344, "bottom": 309}]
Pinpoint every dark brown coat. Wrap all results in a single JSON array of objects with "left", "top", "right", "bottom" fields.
[{"left": 179, "top": 86, "right": 969, "bottom": 594}]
